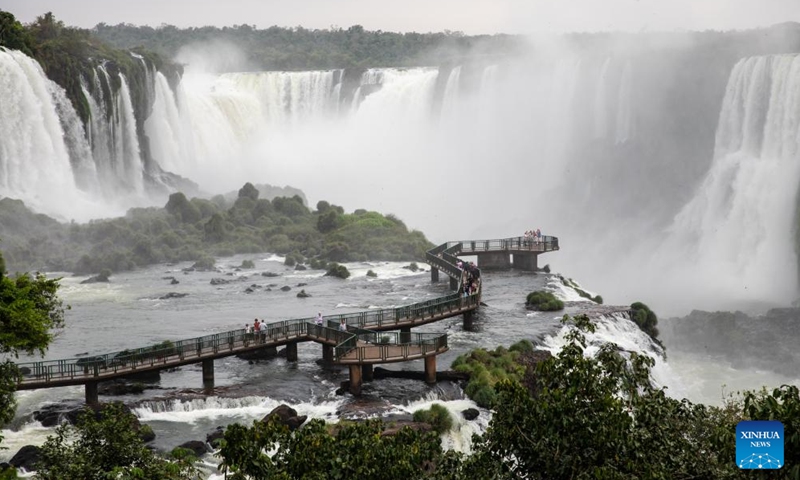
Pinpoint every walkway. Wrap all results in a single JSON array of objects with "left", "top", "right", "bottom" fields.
[{"left": 13, "top": 235, "right": 557, "bottom": 399}]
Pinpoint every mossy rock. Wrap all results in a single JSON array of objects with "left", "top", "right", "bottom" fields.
[
  {"left": 324, "top": 263, "right": 350, "bottom": 279},
  {"left": 525, "top": 291, "right": 564, "bottom": 311},
  {"left": 366, "top": 269, "right": 377, "bottom": 278}
]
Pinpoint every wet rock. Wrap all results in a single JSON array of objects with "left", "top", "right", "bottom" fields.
[
  {"left": 9, "top": 445, "right": 39, "bottom": 471},
  {"left": 171, "top": 278, "right": 180, "bottom": 285},
  {"left": 98, "top": 380, "right": 146, "bottom": 396},
  {"left": 159, "top": 292, "right": 188, "bottom": 299},
  {"left": 296, "top": 282, "right": 308, "bottom": 287},
  {"left": 295, "top": 264, "right": 307, "bottom": 271},
  {"left": 462, "top": 408, "right": 480, "bottom": 421},
  {"left": 262, "top": 404, "right": 307, "bottom": 431},
  {"left": 261, "top": 272, "right": 280, "bottom": 277},
  {"left": 297, "top": 289, "right": 310, "bottom": 298},
  {"left": 280, "top": 286, "right": 291, "bottom": 292},
  {"left": 244, "top": 287, "right": 255, "bottom": 294},
  {"left": 206, "top": 427, "right": 225, "bottom": 449},
  {"left": 175, "top": 440, "right": 208, "bottom": 457},
  {"left": 210, "top": 278, "right": 230, "bottom": 286},
  {"left": 80, "top": 274, "right": 110, "bottom": 284}
]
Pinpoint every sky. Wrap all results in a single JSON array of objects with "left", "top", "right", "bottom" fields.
[{"left": 5, "top": 0, "right": 800, "bottom": 34}]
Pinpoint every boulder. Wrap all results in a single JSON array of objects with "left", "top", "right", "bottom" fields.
[
  {"left": 280, "top": 285, "right": 291, "bottom": 292},
  {"left": 462, "top": 408, "right": 480, "bottom": 421},
  {"left": 9, "top": 445, "right": 39, "bottom": 471},
  {"left": 159, "top": 292, "right": 188, "bottom": 299},
  {"left": 175, "top": 440, "right": 208, "bottom": 457},
  {"left": 261, "top": 272, "right": 280, "bottom": 277},
  {"left": 296, "top": 282, "right": 308, "bottom": 287},
  {"left": 206, "top": 426, "right": 225, "bottom": 449},
  {"left": 210, "top": 278, "right": 230, "bottom": 286},
  {"left": 295, "top": 264, "right": 307, "bottom": 271},
  {"left": 244, "top": 287, "right": 255, "bottom": 294},
  {"left": 171, "top": 278, "right": 180, "bottom": 285},
  {"left": 262, "top": 404, "right": 307, "bottom": 431},
  {"left": 296, "top": 289, "right": 310, "bottom": 298}
]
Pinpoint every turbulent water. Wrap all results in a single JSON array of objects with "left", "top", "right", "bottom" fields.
[{"left": 0, "top": 257, "right": 734, "bottom": 477}]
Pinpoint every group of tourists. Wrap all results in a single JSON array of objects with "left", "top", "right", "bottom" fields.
[
  {"left": 245, "top": 318, "right": 269, "bottom": 342},
  {"left": 314, "top": 312, "right": 348, "bottom": 332},
  {"left": 456, "top": 260, "right": 481, "bottom": 297},
  {"left": 524, "top": 229, "right": 543, "bottom": 245}
]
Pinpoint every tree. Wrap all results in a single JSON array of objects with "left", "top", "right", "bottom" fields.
[
  {"left": 0, "top": 10, "right": 33, "bottom": 55},
  {"left": 36, "top": 402, "right": 198, "bottom": 479},
  {"left": 219, "top": 417, "right": 442, "bottom": 479},
  {"left": 237, "top": 182, "right": 259, "bottom": 201},
  {"left": 0, "top": 245, "right": 68, "bottom": 445}
]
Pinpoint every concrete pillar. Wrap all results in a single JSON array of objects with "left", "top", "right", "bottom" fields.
[
  {"left": 514, "top": 253, "right": 539, "bottom": 271},
  {"left": 477, "top": 252, "right": 511, "bottom": 269},
  {"left": 449, "top": 277, "right": 458, "bottom": 290},
  {"left": 430, "top": 267, "right": 439, "bottom": 283},
  {"left": 463, "top": 310, "right": 474, "bottom": 331},
  {"left": 85, "top": 382, "right": 99, "bottom": 406},
  {"left": 286, "top": 341, "right": 298, "bottom": 362},
  {"left": 322, "top": 344, "right": 333, "bottom": 365},
  {"left": 348, "top": 365, "right": 362, "bottom": 395},
  {"left": 400, "top": 327, "right": 411, "bottom": 343},
  {"left": 424, "top": 356, "right": 437, "bottom": 385},
  {"left": 202, "top": 359, "right": 214, "bottom": 393},
  {"left": 362, "top": 364, "right": 374, "bottom": 382}
]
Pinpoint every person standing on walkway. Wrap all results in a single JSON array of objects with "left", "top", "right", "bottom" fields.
[
  {"left": 339, "top": 319, "right": 348, "bottom": 332},
  {"left": 315, "top": 312, "right": 324, "bottom": 326}
]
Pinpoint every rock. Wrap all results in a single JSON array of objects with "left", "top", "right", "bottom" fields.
[
  {"left": 244, "top": 287, "right": 255, "bottom": 294},
  {"left": 261, "top": 272, "right": 280, "bottom": 277},
  {"left": 80, "top": 274, "right": 110, "bottom": 284},
  {"left": 206, "top": 427, "right": 225, "bottom": 449},
  {"left": 162, "top": 276, "right": 176, "bottom": 280},
  {"left": 210, "top": 278, "right": 230, "bottom": 286},
  {"left": 170, "top": 278, "right": 179, "bottom": 285},
  {"left": 295, "top": 264, "right": 307, "bottom": 271},
  {"left": 462, "top": 408, "right": 480, "bottom": 421},
  {"left": 9, "top": 445, "right": 40, "bottom": 471},
  {"left": 280, "top": 286, "right": 291, "bottom": 292},
  {"left": 0, "top": 462, "right": 10, "bottom": 471},
  {"left": 268, "top": 283, "right": 278, "bottom": 287},
  {"left": 175, "top": 440, "right": 208, "bottom": 457},
  {"left": 140, "top": 425, "right": 156, "bottom": 443},
  {"left": 159, "top": 292, "right": 188, "bottom": 299},
  {"left": 236, "top": 346, "right": 278, "bottom": 361},
  {"left": 265, "top": 288, "right": 272, "bottom": 291},
  {"left": 296, "top": 282, "right": 308, "bottom": 287},
  {"left": 98, "top": 380, "right": 146, "bottom": 396},
  {"left": 296, "top": 289, "right": 310, "bottom": 298},
  {"left": 262, "top": 404, "right": 307, "bottom": 431}
]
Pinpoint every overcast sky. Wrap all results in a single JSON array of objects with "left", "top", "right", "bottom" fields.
[{"left": 5, "top": 0, "right": 800, "bottom": 34}]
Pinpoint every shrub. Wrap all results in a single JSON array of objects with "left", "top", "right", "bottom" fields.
[
  {"left": 239, "top": 259, "right": 255, "bottom": 269},
  {"left": 324, "top": 263, "right": 350, "bottom": 279},
  {"left": 509, "top": 339, "right": 534, "bottom": 353},
  {"left": 630, "top": 302, "right": 659, "bottom": 341},
  {"left": 412, "top": 403, "right": 453, "bottom": 434},
  {"left": 366, "top": 269, "right": 377, "bottom": 278},
  {"left": 191, "top": 256, "right": 215, "bottom": 271},
  {"left": 525, "top": 291, "right": 564, "bottom": 311}
]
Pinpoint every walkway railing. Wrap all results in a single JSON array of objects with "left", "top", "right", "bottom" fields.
[{"left": 451, "top": 235, "right": 559, "bottom": 254}]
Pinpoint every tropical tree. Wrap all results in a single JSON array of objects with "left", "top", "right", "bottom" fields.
[{"left": 36, "top": 402, "right": 198, "bottom": 479}]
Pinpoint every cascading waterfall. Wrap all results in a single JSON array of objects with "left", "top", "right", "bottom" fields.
[
  {"left": 115, "top": 74, "right": 145, "bottom": 193},
  {"left": 145, "top": 71, "right": 196, "bottom": 176},
  {"left": 615, "top": 60, "right": 633, "bottom": 144},
  {"left": 0, "top": 49, "right": 99, "bottom": 219},
  {"left": 656, "top": 54, "right": 800, "bottom": 309},
  {"left": 440, "top": 66, "right": 462, "bottom": 119}
]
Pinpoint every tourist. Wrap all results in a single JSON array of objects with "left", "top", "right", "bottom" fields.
[
  {"left": 259, "top": 320, "right": 268, "bottom": 341},
  {"left": 315, "top": 312, "right": 324, "bottom": 327},
  {"left": 253, "top": 318, "right": 260, "bottom": 340},
  {"left": 339, "top": 319, "right": 348, "bottom": 332}
]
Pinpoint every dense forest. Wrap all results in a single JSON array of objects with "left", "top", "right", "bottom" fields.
[
  {"left": 91, "top": 22, "right": 527, "bottom": 71},
  {"left": 0, "top": 183, "right": 433, "bottom": 275}
]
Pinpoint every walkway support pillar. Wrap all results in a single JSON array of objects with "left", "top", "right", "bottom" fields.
[
  {"left": 431, "top": 268, "right": 439, "bottom": 283},
  {"left": 449, "top": 277, "right": 458, "bottom": 291},
  {"left": 400, "top": 327, "right": 411, "bottom": 344},
  {"left": 463, "top": 309, "right": 474, "bottom": 331},
  {"left": 349, "top": 365, "right": 362, "bottom": 395},
  {"left": 424, "top": 356, "right": 437, "bottom": 385},
  {"left": 202, "top": 359, "right": 214, "bottom": 393},
  {"left": 477, "top": 252, "right": 511, "bottom": 269},
  {"left": 286, "top": 341, "right": 298, "bottom": 362},
  {"left": 514, "top": 253, "right": 539, "bottom": 271},
  {"left": 322, "top": 344, "right": 333, "bottom": 365},
  {"left": 85, "top": 382, "right": 99, "bottom": 406},
  {"left": 362, "top": 364, "right": 374, "bottom": 382}
]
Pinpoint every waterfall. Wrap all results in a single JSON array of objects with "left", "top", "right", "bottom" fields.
[
  {"left": 665, "top": 54, "right": 800, "bottom": 307},
  {"left": 615, "top": 59, "right": 633, "bottom": 144},
  {"left": 145, "top": 71, "right": 196, "bottom": 176},
  {"left": 440, "top": 66, "right": 462, "bottom": 118},
  {"left": 593, "top": 58, "right": 611, "bottom": 139},
  {"left": 0, "top": 49, "right": 97, "bottom": 219}
]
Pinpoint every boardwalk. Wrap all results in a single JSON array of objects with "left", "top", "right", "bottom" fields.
[{"left": 14, "top": 235, "right": 558, "bottom": 399}]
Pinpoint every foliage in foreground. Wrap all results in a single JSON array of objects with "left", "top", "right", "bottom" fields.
[
  {"left": 0, "top": 248, "right": 66, "bottom": 444},
  {"left": 219, "top": 416, "right": 442, "bottom": 479},
  {"left": 35, "top": 403, "right": 198, "bottom": 480},
  {"left": 449, "top": 341, "right": 532, "bottom": 408},
  {"left": 524, "top": 290, "right": 564, "bottom": 311}
]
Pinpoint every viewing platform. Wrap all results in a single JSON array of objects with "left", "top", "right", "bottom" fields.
[{"left": 13, "top": 234, "right": 557, "bottom": 401}]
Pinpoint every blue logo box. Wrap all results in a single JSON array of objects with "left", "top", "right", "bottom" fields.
[{"left": 736, "top": 420, "right": 784, "bottom": 469}]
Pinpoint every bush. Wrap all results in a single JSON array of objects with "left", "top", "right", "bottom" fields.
[
  {"left": 284, "top": 255, "right": 296, "bottom": 267},
  {"left": 239, "top": 259, "right": 255, "bottom": 269},
  {"left": 630, "top": 302, "right": 659, "bottom": 341},
  {"left": 191, "top": 256, "right": 215, "bottom": 271},
  {"left": 509, "top": 339, "right": 534, "bottom": 353},
  {"left": 366, "top": 269, "right": 377, "bottom": 278},
  {"left": 324, "top": 263, "right": 350, "bottom": 279},
  {"left": 412, "top": 403, "right": 453, "bottom": 434},
  {"left": 525, "top": 291, "right": 564, "bottom": 311}
]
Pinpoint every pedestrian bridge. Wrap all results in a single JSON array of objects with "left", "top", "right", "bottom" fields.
[{"left": 14, "top": 235, "right": 558, "bottom": 401}]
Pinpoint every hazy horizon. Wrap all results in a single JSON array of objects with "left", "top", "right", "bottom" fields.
[{"left": 5, "top": 0, "right": 800, "bottom": 35}]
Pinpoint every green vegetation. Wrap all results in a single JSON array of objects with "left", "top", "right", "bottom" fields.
[
  {"left": 219, "top": 417, "right": 443, "bottom": 479},
  {"left": 239, "top": 259, "right": 255, "bottom": 269},
  {"left": 0, "top": 247, "right": 67, "bottom": 445},
  {"left": 630, "top": 301, "right": 660, "bottom": 342},
  {"left": 558, "top": 275, "right": 603, "bottom": 303},
  {"left": 524, "top": 290, "right": 564, "bottom": 311},
  {"left": 91, "top": 23, "right": 526, "bottom": 71},
  {"left": 0, "top": 184, "right": 433, "bottom": 275},
  {"left": 36, "top": 403, "right": 198, "bottom": 479},
  {"left": 366, "top": 269, "right": 377, "bottom": 278},
  {"left": 324, "top": 263, "right": 351, "bottom": 279},
  {"left": 450, "top": 342, "right": 530, "bottom": 408},
  {"left": 412, "top": 403, "right": 453, "bottom": 434}
]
